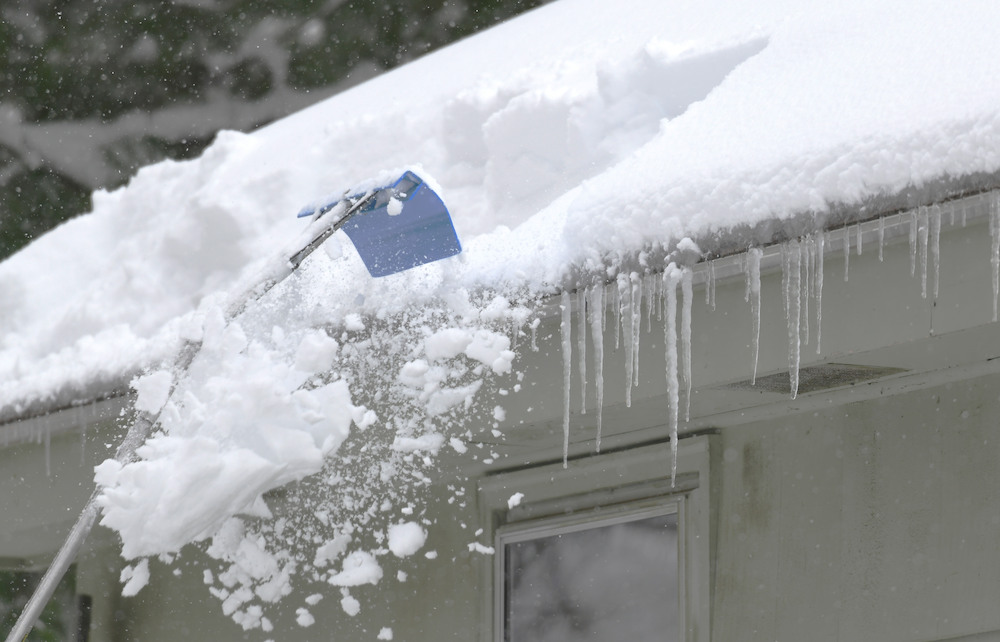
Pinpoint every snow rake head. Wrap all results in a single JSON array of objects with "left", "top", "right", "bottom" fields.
[{"left": 298, "top": 170, "right": 462, "bottom": 277}]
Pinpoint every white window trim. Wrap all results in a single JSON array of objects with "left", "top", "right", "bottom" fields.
[{"left": 478, "top": 434, "right": 713, "bottom": 642}]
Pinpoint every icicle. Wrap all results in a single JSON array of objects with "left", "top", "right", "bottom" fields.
[
  {"left": 645, "top": 273, "right": 656, "bottom": 333},
  {"left": 909, "top": 210, "right": 919, "bottom": 276},
  {"left": 560, "top": 290, "right": 572, "bottom": 468},
  {"left": 856, "top": 223, "right": 863, "bottom": 256},
  {"left": 45, "top": 425, "right": 51, "bottom": 477},
  {"left": 878, "top": 216, "right": 885, "bottom": 262},
  {"left": 631, "top": 273, "right": 642, "bottom": 387},
  {"left": 621, "top": 275, "right": 634, "bottom": 407},
  {"left": 744, "top": 253, "right": 751, "bottom": 303},
  {"left": 843, "top": 226, "right": 850, "bottom": 282},
  {"left": 707, "top": 260, "right": 717, "bottom": 310},
  {"left": 992, "top": 195, "right": 1000, "bottom": 322},
  {"left": 577, "top": 287, "right": 588, "bottom": 414},
  {"left": 919, "top": 207, "right": 929, "bottom": 299},
  {"left": 589, "top": 284, "right": 605, "bottom": 452},
  {"left": 930, "top": 206, "right": 942, "bottom": 301},
  {"left": 785, "top": 241, "right": 802, "bottom": 399},
  {"left": 802, "top": 237, "right": 811, "bottom": 348},
  {"left": 663, "top": 265, "right": 680, "bottom": 486},
  {"left": 655, "top": 271, "right": 664, "bottom": 322},
  {"left": 815, "top": 232, "right": 824, "bottom": 354},
  {"left": 681, "top": 268, "right": 693, "bottom": 422},
  {"left": 747, "top": 247, "right": 763, "bottom": 385},
  {"left": 613, "top": 278, "right": 622, "bottom": 350}
]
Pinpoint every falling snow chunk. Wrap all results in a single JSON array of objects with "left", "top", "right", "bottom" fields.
[
  {"left": 387, "top": 522, "right": 427, "bottom": 558},
  {"left": 131, "top": 370, "right": 173, "bottom": 415},
  {"left": 378, "top": 628, "right": 395, "bottom": 640},
  {"left": 120, "top": 559, "right": 150, "bottom": 597},
  {"left": 328, "top": 551, "right": 383, "bottom": 587},
  {"left": 340, "top": 590, "right": 361, "bottom": 617},
  {"left": 507, "top": 492, "right": 525, "bottom": 509},
  {"left": 296, "top": 608, "right": 315, "bottom": 627}
]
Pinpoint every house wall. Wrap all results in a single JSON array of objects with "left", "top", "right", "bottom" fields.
[{"left": 712, "top": 373, "right": 1000, "bottom": 642}]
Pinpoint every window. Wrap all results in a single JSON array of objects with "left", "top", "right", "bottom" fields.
[
  {"left": 501, "top": 504, "right": 680, "bottom": 642},
  {"left": 479, "top": 436, "right": 712, "bottom": 642}
]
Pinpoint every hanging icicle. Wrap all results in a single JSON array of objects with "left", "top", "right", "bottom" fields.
[
  {"left": 910, "top": 210, "right": 919, "bottom": 276},
  {"left": 613, "top": 278, "right": 622, "bottom": 350},
  {"left": 843, "top": 226, "right": 850, "bottom": 282},
  {"left": 803, "top": 235, "right": 812, "bottom": 348},
  {"left": 645, "top": 273, "right": 656, "bottom": 333},
  {"left": 589, "top": 284, "right": 605, "bottom": 453},
  {"left": 815, "top": 231, "right": 824, "bottom": 354},
  {"left": 620, "top": 274, "right": 634, "bottom": 408},
  {"left": 992, "top": 195, "right": 1000, "bottom": 322},
  {"left": 631, "top": 272, "right": 643, "bottom": 388},
  {"left": 560, "top": 290, "right": 572, "bottom": 468},
  {"left": 856, "top": 223, "right": 863, "bottom": 256},
  {"left": 681, "top": 268, "right": 693, "bottom": 422},
  {"left": 784, "top": 241, "right": 802, "bottom": 399},
  {"left": 747, "top": 247, "right": 763, "bottom": 385},
  {"left": 930, "top": 206, "right": 942, "bottom": 302},
  {"left": 919, "top": 207, "right": 929, "bottom": 299},
  {"left": 663, "top": 265, "right": 681, "bottom": 486},
  {"left": 707, "top": 260, "right": 717, "bottom": 311},
  {"left": 577, "top": 287, "right": 588, "bottom": 414},
  {"left": 878, "top": 216, "right": 885, "bottom": 262},
  {"left": 744, "top": 252, "right": 752, "bottom": 304}
]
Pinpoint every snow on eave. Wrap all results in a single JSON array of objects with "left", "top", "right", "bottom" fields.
[{"left": 533, "top": 169, "right": 1000, "bottom": 321}]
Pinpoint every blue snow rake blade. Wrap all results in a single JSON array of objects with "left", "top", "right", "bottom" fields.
[{"left": 298, "top": 170, "right": 461, "bottom": 277}]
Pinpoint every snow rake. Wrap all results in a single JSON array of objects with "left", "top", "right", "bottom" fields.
[{"left": 5, "top": 170, "right": 460, "bottom": 642}]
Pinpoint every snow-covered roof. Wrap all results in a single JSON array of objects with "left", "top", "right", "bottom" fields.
[
  {"left": 4, "top": 0, "right": 1000, "bottom": 416},
  {"left": 5, "top": 0, "right": 1000, "bottom": 627}
]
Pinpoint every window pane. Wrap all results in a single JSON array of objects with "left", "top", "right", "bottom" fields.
[{"left": 504, "top": 512, "right": 678, "bottom": 642}]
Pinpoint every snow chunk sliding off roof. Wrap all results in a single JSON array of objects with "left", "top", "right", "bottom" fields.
[{"left": 4, "top": 0, "right": 1000, "bottom": 412}]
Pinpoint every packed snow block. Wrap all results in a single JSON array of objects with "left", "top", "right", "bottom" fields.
[{"left": 301, "top": 171, "right": 462, "bottom": 277}]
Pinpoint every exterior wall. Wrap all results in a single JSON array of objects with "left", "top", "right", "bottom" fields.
[{"left": 712, "top": 374, "right": 1000, "bottom": 642}]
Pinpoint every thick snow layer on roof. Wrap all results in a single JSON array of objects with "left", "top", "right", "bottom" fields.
[
  {"left": 5, "top": 0, "right": 1000, "bottom": 630},
  {"left": 4, "top": 0, "right": 1000, "bottom": 412}
]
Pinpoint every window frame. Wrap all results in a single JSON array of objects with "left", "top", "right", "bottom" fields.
[
  {"left": 478, "top": 435, "right": 713, "bottom": 642},
  {"left": 497, "top": 496, "right": 684, "bottom": 642}
]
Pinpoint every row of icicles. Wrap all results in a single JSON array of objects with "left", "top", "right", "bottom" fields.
[{"left": 556, "top": 193, "right": 1000, "bottom": 484}]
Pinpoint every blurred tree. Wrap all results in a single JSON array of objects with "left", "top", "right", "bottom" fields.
[{"left": 0, "top": 0, "right": 550, "bottom": 260}]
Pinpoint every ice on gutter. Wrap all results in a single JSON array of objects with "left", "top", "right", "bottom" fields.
[{"left": 551, "top": 184, "right": 1000, "bottom": 478}]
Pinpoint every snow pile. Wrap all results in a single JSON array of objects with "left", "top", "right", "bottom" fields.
[{"left": 2, "top": 0, "right": 1000, "bottom": 632}]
